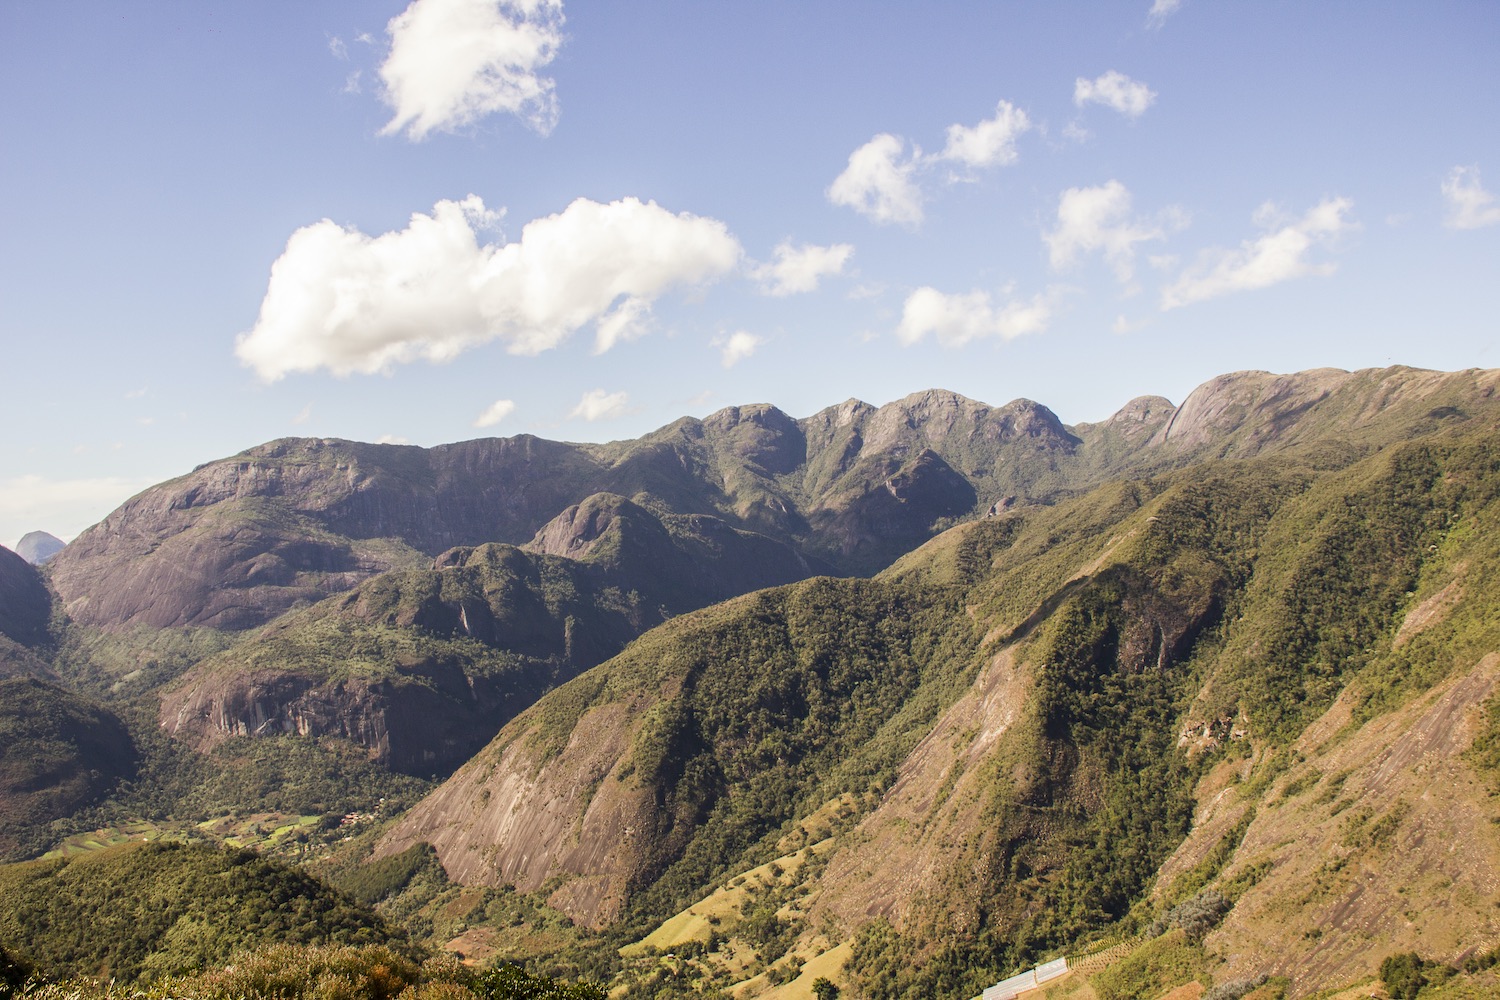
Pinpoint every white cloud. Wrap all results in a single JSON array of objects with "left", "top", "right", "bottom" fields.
[
  {"left": 1112, "top": 314, "right": 1148, "bottom": 334},
  {"left": 474, "top": 398, "right": 517, "bottom": 427},
  {"left": 716, "top": 330, "right": 764, "bottom": 367},
  {"left": 1147, "top": 0, "right": 1183, "bottom": 28},
  {"left": 1046, "top": 180, "right": 1178, "bottom": 285},
  {"left": 0, "top": 474, "right": 155, "bottom": 550},
  {"left": 1161, "top": 196, "right": 1354, "bottom": 309},
  {"left": 376, "top": 434, "right": 411, "bottom": 445},
  {"left": 750, "top": 241, "right": 854, "bottom": 296},
  {"left": 292, "top": 403, "right": 313, "bottom": 425},
  {"left": 235, "top": 195, "right": 742, "bottom": 381},
  {"left": 828, "top": 134, "right": 924, "bottom": 225},
  {"left": 570, "top": 389, "right": 630, "bottom": 422},
  {"left": 939, "top": 100, "right": 1031, "bottom": 169},
  {"left": 895, "top": 286, "right": 1054, "bottom": 347},
  {"left": 830, "top": 103, "right": 1033, "bottom": 225},
  {"left": 328, "top": 36, "right": 349, "bottom": 60},
  {"left": 1442, "top": 165, "right": 1500, "bottom": 230},
  {"left": 1074, "top": 71, "right": 1156, "bottom": 119},
  {"left": 379, "top": 0, "right": 565, "bottom": 140},
  {"left": 591, "top": 296, "right": 652, "bottom": 354}
]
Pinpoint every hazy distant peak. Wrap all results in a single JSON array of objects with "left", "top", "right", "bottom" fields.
[{"left": 15, "top": 531, "right": 64, "bottom": 565}]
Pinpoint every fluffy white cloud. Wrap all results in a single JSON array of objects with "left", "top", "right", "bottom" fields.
[
  {"left": 1046, "top": 180, "right": 1178, "bottom": 285},
  {"left": 1442, "top": 165, "right": 1500, "bottom": 230},
  {"left": 940, "top": 100, "right": 1031, "bottom": 169},
  {"left": 235, "top": 195, "right": 742, "bottom": 381},
  {"left": 1074, "top": 71, "right": 1156, "bottom": 119},
  {"left": 750, "top": 241, "right": 854, "bottom": 296},
  {"left": 895, "top": 286, "right": 1053, "bottom": 347},
  {"left": 570, "top": 389, "right": 630, "bottom": 422},
  {"left": 0, "top": 474, "right": 155, "bottom": 550},
  {"left": 379, "top": 0, "right": 565, "bottom": 140},
  {"left": 716, "top": 331, "right": 764, "bottom": 367},
  {"left": 1147, "top": 0, "right": 1183, "bottom": 27},
  {"left": 1161, "top": 197, "right": 1354, "bottom": 309},
  {"left": 474, "top": 398, "right": 517, "bottom": 427},
  {"left": 376, "top": 434, "right": 411, "bottom": 445},
  {"left": 828, "top": 134, "right": 924, "bottom": 225}
]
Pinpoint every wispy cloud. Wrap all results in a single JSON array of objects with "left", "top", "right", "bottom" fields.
[
  {"left": 1147, "top": 0, "right": 1183, "bottom": 28},
  {"left": 1442, "top": 165, "right": 1500, "bottom": 230},
  {"left": 1161, "top": 197, "right": 1355, "bottom": 309},
  {"left": 1074, "top": 71, "right": 1156, "bottom": 119},
  {"left": 1046, "top": 180, "right": 1183, "bottom": 287},
  {"left": 715, "top": 331, "right": 764, "bottom": 367},
  {"left": 896, "top": 285, "right": 1055, "bottom": 347},
  {"left": 474, "top": 398, "right": 517, "bottom": 427},
  {"left": 379, "top": 0, "right": 565, "bottom": 140},
  {"left": 750, "top": 241, "right": 853, "bottom": 296},
  {"left": 236, "top": 195, "right": 741, "bottom": 380},
  {"left": 570, "top": 389, "right": 631, "bottom": 422},
  {"left": 829, "top": 100, "right": 1032, "bottom": 225}
]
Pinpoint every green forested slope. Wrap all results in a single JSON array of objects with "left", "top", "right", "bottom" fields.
[
  {"left": 374, "top": 408, "right": 1500, "bottom": 999},
  {"left": 0, "top": 841, "right": 402, "bottom": 982}
]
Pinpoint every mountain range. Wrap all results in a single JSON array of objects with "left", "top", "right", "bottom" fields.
[{"left": 4, "top": 364, "right": 1500, "bottom": 1000}]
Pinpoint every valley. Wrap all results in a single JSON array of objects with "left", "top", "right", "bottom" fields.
[{"left": 4, "top": 366, "right": 1500, "bottom": 1000}]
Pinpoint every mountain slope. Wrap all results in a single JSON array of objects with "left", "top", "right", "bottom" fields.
[
  {"left": 372, "top": 402, "right": 1500, "bottom": 998},
  {"left": 47, "top": 368, "right": 1500, "bottom": 640},
  {"left": 158, "top": 495, "right": 816, "bottom": 775},
  {"left": 0, "top": 675, "right": 135, "bottom": 860},
  {"left": 0, "top": 545, "right": 51, "bottom": 651},
  {"left": 0, "top": 840, "right": 401, "bottom": 982}
]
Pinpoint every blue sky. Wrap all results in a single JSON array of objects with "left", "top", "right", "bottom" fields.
[{"left": 2, "top": 1, "right": 1498, "bottom": 548}]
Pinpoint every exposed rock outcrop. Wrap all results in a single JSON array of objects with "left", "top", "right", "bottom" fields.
[{"left": 14, "top": 531, "right": 64, "bottom": 565}]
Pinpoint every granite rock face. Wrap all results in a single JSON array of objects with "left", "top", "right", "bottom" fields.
[{"left": 14, "top": 532, "right": 64, "bottom": 566}]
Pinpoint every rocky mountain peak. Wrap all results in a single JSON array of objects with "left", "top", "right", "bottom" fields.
[
  {"left": 14, "top": 531, "right": 64, "bottom": 565},
  {"left": 524, "top": 493, "right": 645, "bottom": 561},
  {"left": 1150, "top": 368, "right": 1354, "bottom": 450}
]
